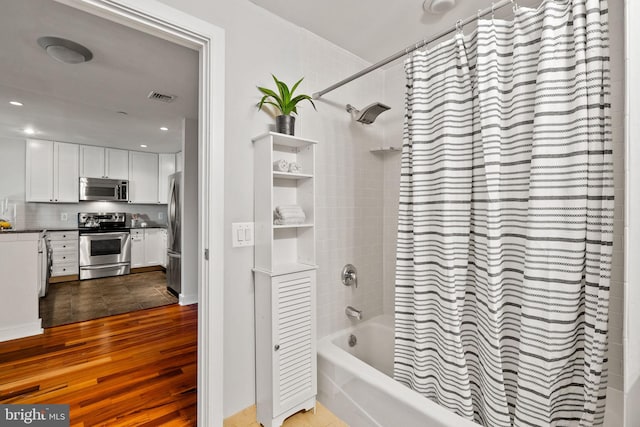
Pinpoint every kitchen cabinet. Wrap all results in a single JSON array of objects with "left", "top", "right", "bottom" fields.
[
  {"left": 158, "top": 153, "right": 176, "bottom": 204},
  {"left": 160, "top": 228, "right": 167, "bottom": 267},
  {"left": 80, "top": 146, "right": 128, "bottom": 180},
  {"left": 128, "top": 151, "right": 158, "bottom": 204},
  {"left": 131, "top": 229, "right": 145, "bottom": 268},
  {"left": 144, "top": 228, "right": 164, "bottom": 266},
  {"left": 0, "top": 233, "right": 42, "bottom": 342},
  {"left": 47, "top": 231, "right": 79, "bottom": 277},
  {"left": 131, "top": 228, "right": 165, "bottom": 268},
  {"left": 26, "top": 139, "right": 79, "bottom": 203}
]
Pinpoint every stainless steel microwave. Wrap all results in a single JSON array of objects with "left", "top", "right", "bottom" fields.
[{"left": 79, "top": 177, "right": 129, "bottom": 202}]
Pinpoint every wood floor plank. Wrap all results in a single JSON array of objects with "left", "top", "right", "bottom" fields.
[{"left": 0, "top": 304, "right": 198, "bottom": 426}]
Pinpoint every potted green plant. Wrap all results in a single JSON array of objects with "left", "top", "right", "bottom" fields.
[{"left": 257, "top": 75, "right": 316, "bottom": 135}]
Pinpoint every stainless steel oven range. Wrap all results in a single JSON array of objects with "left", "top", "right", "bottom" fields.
[{"left": 78, "top": 212, "right": 131, "bottom": 280}]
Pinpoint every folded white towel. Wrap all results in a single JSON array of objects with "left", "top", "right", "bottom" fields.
[
  {"left": 274, "top": 205, "right": 306, "bottom": 225},
  {"left": 288, "top": 162, "right": 301, "bottom": 173},
  {"left": 273, "top": 159, "right": 289, "bottom": 172}
]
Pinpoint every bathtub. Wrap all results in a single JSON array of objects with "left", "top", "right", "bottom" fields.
[{"left": 317, "top": 315, "right": 479, "bottom": 427}]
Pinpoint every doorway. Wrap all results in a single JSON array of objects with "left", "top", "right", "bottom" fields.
[{"left": 2, "top": 0, "right": 225, "bottom": 424}]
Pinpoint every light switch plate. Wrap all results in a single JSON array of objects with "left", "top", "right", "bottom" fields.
[{"left": 232, "top": 222, "right": 254, "bottom": 247}]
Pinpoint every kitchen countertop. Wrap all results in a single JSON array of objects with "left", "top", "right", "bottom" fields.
[{"left": 0, "top": 225, "right": 166, "bottom": 234}]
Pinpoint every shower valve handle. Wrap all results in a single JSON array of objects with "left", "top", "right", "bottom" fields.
[{"left": 341, "top": 264, "right": 358, "bottom": 288}]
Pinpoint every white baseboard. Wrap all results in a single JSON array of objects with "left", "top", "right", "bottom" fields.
[
  {"left": 0, "top": 319, "right": 43, "bottom": 342},
  {"left": 179, "top": 294, "right": 198, "bottom": 305}
]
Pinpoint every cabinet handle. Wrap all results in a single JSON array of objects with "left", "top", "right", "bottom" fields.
[{"left": 274, "top": 344, "right": 280, "bottom": 351}]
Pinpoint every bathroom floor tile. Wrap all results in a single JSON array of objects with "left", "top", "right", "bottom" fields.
[{"left": 223, "top": 402, "right": 347, "bottom": 427}]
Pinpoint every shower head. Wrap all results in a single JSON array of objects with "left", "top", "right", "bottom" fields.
[{"left": 346, "top": 102, "right": 391, "bottom": 124}]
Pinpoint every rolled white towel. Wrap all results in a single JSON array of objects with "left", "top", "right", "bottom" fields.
[
  {"left": 274, "top": 205, "right": 306, "bottom": 225},
  {"left": 288, "top": 162, "right": 301, "bottom": 173},
  {"left": 273, "top": 159, "right": 289, "bottom": 172}
]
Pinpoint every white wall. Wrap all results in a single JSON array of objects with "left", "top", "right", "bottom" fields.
[
  {"left": 154, "top": 0, "right": 387, "bottom": 416},
  {"left": 624, "top": 0, "right": 640, "bottom": 424}
]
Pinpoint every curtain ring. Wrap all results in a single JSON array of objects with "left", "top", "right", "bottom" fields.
[
  {"left": 491, "top": 2, "right": 496, "bottom": 19},
  {"left": 511, "top": 0, "right": 518, "bottom": 11},
  {"left": 456, "top": 19, "right": 463, "bottom": 33}
]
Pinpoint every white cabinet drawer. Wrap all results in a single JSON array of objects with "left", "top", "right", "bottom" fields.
[
  {"left": 48, "top": 231, "right": 78, "bottom": 241},
  {"left": 49, "top": 240, "right": 77, "bottom": 251},
  {"left": 51, "top": 263, "right": 79, "bottom": 276},
  {"left": 52, "top": 252, "right": 78, "bottom": 264}
]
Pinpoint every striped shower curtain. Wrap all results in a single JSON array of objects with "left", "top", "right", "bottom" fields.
[{"left": 394, "top": 0, "right": 613, "bottom": 426}]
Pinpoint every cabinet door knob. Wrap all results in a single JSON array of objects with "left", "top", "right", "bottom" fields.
[{"left": 274, "top": 344, "right": 280, "bottom": 351}]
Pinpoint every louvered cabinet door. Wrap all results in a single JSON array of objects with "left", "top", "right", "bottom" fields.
[{"left": 272, "top": 270, "right": 317, "bottom": 417}]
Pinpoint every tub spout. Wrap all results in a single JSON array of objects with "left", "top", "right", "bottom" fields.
[{"left": 345, "top": 306, "right": 363, "bottom": 321}]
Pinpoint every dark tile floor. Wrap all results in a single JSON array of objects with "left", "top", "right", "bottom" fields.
[{"left": 39, "top": 271, "right": 178, "bottom": 328}]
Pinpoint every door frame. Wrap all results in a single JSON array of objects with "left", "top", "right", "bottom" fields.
[{"left": 54, "top": 0, "right": 226, "bottom": 425}]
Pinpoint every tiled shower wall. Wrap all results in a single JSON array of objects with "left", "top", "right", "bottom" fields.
[
  {"left": 380, "top": 0, "right": 626, "bottom": 392},
  {"left": 299, "top": 31, "right": 387, "bottom": 339}
]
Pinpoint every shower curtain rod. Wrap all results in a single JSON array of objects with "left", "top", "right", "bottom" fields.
[{"left": 312, "top": 0, "right": 517, "bottom": 99}]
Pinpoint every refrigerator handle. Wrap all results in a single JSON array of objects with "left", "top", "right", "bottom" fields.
[{"left": 168, "top": 177, "right": 175, "bottom": 248}]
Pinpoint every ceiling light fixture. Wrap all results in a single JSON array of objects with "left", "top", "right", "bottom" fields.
[
  {"left": 9, "top": 101, "right": 23, "bottom": 107},
  {"left": 37, "top": 36, "right": 93, "bottom": 64},
  {"left": 24, "top": 128, "right": 36, "bottom": 135},
  {"left": 160, "top": 127, "right": 168, "bottom": 131},
  {"left": 140, "top": 144, "right": 148, "bottom": 148},
  {"left": 423, "top": 0, "right": 456, "bottom": 14}
]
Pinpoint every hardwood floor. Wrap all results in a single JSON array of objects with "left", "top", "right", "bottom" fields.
[{"left": 0, "top": 304, "right": 197, "bottom": 426}]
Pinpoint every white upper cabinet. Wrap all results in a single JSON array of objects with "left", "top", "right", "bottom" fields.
[
  {"left": 25, "top": 139, "right": 54, "bottom": 202},
  {"left": 128, "top": 151, "right": 158, "bottom": 204},
  {"left": 55, "top": 142, "right": 80, "bottom": 203},
  {"left": 158, "top": 153, "right": 176, "bottom": 204},
  {"left": 79, "top": 145, "right": 105, "bottom": 178},
  {"left": 26, "top": 139, "right": 79, "bottom": 203},
  {"left": 105, "top": 148, "right": 129, "bottom": 180},
  {"left": 80, "top": 146, "right": 128, "bottom": 180}
]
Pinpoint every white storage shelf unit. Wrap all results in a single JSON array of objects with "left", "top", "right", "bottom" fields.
[{"left": 253, "top": 132, "right": 317, "bottom": 275}]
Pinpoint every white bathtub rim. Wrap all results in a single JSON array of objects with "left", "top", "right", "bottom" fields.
[{"left": 318, "top": 316, "right": 480, "bottom": 427}]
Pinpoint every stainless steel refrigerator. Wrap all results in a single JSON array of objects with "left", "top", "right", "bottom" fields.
[{"left": 167, "top": 172, "right": 181, "bottom": 295}]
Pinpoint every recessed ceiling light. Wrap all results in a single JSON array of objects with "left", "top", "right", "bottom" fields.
[
  {"left": 24, "top": 128, "right": 35, "bottom": 135},
  {"left": 9, "top": 101, "right": 23, "bottom": 107},
  {"left": 160, "top": 127, "right": 168, "bottom": 131},
  {"left": 140, "top": 144, "right": 148, "bottom": 148}
]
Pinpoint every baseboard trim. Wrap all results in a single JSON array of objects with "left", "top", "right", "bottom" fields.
[
  {"left": 0, "top": 320, "right": 43, "bottom": 342},
  {"left": 179, "top": 294, "right": 198, "bottom": 305},
  {"left": 49, "top": 274, "right": 79, "bottom": 283},
  {"left": 131, "top": 266, "right": 165, "bottom": 274}
]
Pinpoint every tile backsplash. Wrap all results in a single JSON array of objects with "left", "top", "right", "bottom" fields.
[{"left": 11, "top": 200, "right": 167, "bottom": 230}]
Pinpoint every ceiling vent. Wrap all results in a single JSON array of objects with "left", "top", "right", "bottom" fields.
[{"left": 147, "top": 91, "right": 177, "bottom": 103}]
